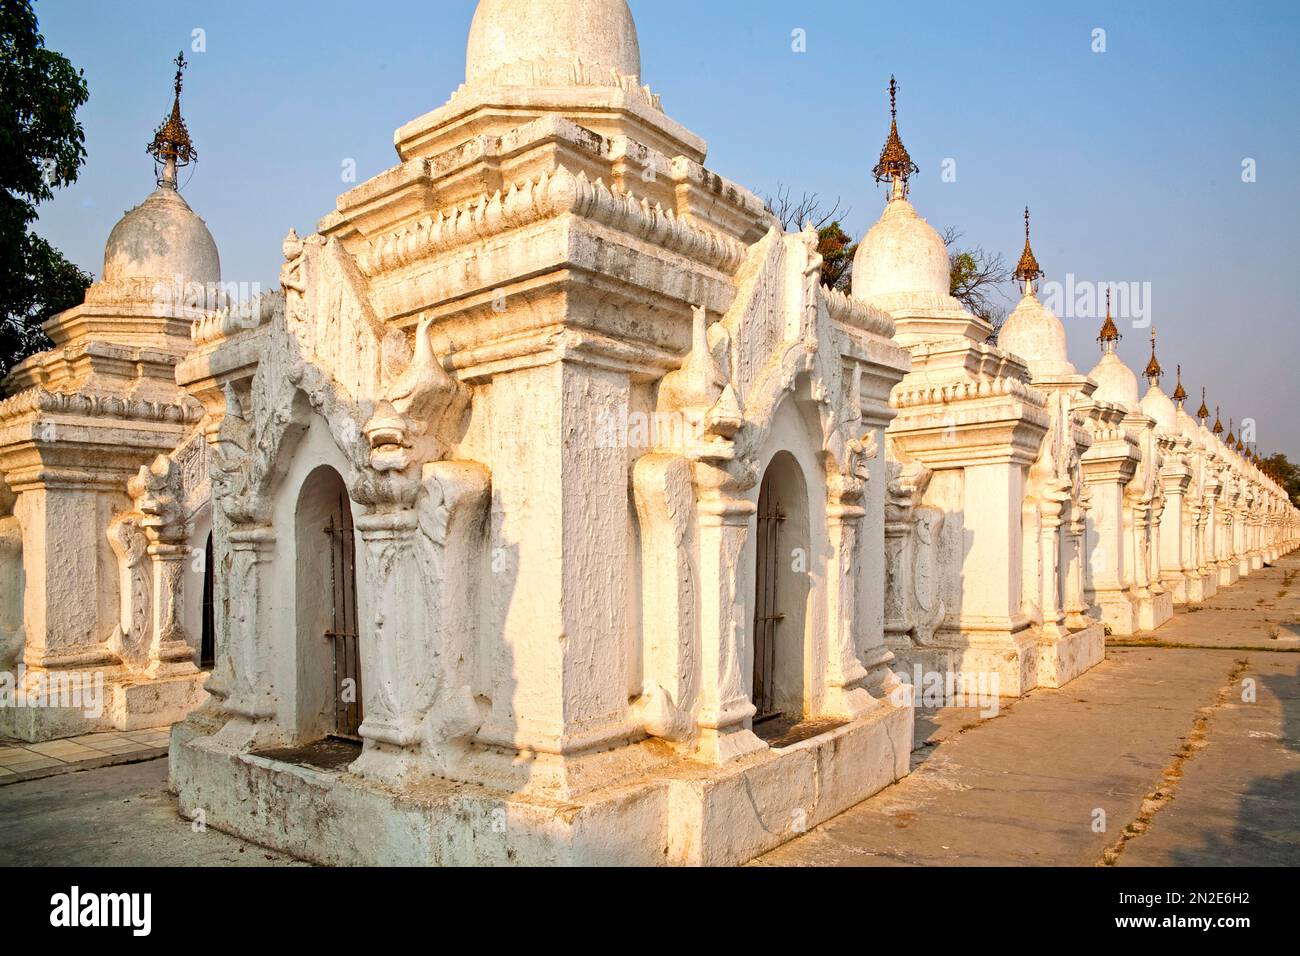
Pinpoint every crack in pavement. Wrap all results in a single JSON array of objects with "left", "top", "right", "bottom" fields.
[{"left": 1097, "top": 656, "right": 1251, "bottom": 866}]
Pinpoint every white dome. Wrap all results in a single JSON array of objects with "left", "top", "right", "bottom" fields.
[
  {"left": 852, "top": 196, "right": 950, "bottom": 300},
  {"left": 103, "top": 185, "right": 220, "bottom": 286},
  {"left": 1141, "top": 384, "right": 1177, "bottom": 430},
  {"left": 999, "top": 291, "right": 1073, "bottom": 376},
  {"left": 1089, "top": 352, "right": 1139, "bottom": 407},
  {"left": 465, "top": 0, "right": 641, "bottom": 88}
]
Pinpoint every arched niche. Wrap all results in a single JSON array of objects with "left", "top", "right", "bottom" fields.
[
  {"left": 752, "top": 449, "right": 812, "bottom": 723},
  {"left": 294, "top": 464, "right": 361, "bottom": 743}
]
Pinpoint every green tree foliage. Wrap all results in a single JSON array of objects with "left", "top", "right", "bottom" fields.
[
  {"left": 1262, "top": 453, "right": 1300, "bottom": 508},
  {"left": 1, "top": 0, "right": 92, "bottom": 386},
  {"left": 816, "top": 220, "right": 855, "bottom": 292}
]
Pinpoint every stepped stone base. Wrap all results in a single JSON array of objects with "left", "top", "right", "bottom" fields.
[{"left": 169, "top": 700, "right": 914, "bottom": 867}]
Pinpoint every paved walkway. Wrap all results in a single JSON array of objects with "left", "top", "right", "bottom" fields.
[
  {"left": 0, "top": 727, "right": 172, "bottom": 786},
  {"left": 758, "top": 553, "right": 1300, "bottom": 866},
  {"left": 0, "top": 759, "right": 302, "bottom": 866},
  {"left": 1, "top": 556, "right": 1295, "bottom": 866}
]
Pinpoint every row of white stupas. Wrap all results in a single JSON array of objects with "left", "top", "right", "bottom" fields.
[{"left": 0, "top": 0, "right": 1295, "bottom": 865}]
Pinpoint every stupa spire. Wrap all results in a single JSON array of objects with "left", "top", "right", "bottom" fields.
[
  {"left": 1143, "top": 327, "right": 1163, "bottom": 387},
  {"left": 1172, "top": 364, "right": 1187, "bottom": 406},
  {"left": 1197, "top": 387, "right": 1210, "bottom": 422},
  {"left": 1212, "top": 406, "right": 1224, "bottom": 435},
  {"left": 147, "top": 52, "right": 197, "bottom": 189},
  {"left": 1013, "top": 206, "right": 1045, "bottom": 295},
  {"left": 872, "top": 76, "right": 919, "bottom": 200},
  {"left": 1097, "top": 288, "right": 1121, "bottom": 353}
]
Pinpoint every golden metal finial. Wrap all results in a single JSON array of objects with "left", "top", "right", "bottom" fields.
[
  {"left": 1197, "top": 387, "right": 1210, "bottom": 422},
  {"left": 1212, "top": 405, "right": 1223, "bottom": 435},
  {"left": 1013, "top": 206, "right": 1044, "bottom": 291},
  {"left": 1172, "top": 364, "right": 1187, "bottom": 404},
  {"left": 1226, "top": 418, "right": 1235, "bottom": 445},
  {"left": 1097, "top": 287, "right": 1121, "bottom": 350},
  {"left": 1143, "top": 327, "right": 1162, "bottom": 385},
  {"left": 146, "top": 51, "right": 197, "bottom": 187},
  {"left": 872, "top": 75, "right": 919, "bottom": 193}
]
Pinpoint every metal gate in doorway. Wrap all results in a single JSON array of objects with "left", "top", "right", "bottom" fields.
[{"left": 324, "top": 492, "right": 362, "bottom": 739}]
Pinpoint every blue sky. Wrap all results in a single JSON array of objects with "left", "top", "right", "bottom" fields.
[{"left": 30, "top": 0, "right": 1300, "bottom": 455}]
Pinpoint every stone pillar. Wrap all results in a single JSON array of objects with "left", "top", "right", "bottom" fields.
[
  {"left": 882, "top": 504, "right": 914, "bottom": 650},
  {"left": 1238, "top": 494, "right": 1254, "bottom": 577},
  {"left": 218, "top": 526, "right": 279, "bottom": 731},
  {"left": 1217, "top": 480, "right": 1238, "bottom": 585},
  {"left": 959, "top": 462, "right": 1025, "bottom": 633},
  {"left": 0, "top": 513, "right": 22, "bottom": 671},
  {"left": 352, "top": 508, "right": 425, "bottom": 782},
  {"left": 821, "top": 501, "right": 874, "bottom": 719},
  {"left": 1064, "top": 498, "right": 1091, "bottom": 628},
  {"left": 1082, "top": 449, "right": 1138, "bottom": 636},
  {"left": 13, "top": 485, "right": 120, "bottom": 672},
  {"left": 1128, "top": 493, "right": 1152, "bottom": 603},
  {"left": 1038, "top": 498, "right": 1065, "bottom": 640},
  {"left": 1147, "top": 495, "right": 1166, "bottom": 598},
  {"left": 694, "top": 493, "right": 764, "bottom": 763},
  {"left": 1200, "top": 488, "right": 1219, "bottom": 598},
  {"left": 1159, "top": 469, "right": 1189, "bottom": 602},
  {"left": 143, "top": 540, "right": 200, "bottom": 673},
  {"left": 473, "top": 360, "right": 639, "bottom": 791}
]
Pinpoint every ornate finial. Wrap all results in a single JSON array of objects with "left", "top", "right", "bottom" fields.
[
  {"left": 1143, "top": 327, "right": 1162, "bottom": 386},
  {"left": 872, "top": 75, "right": 919, "bottom": 197},
  {"left": 146, "top": 51, "right": 197, "bottom": 188},
  {"left": 1172, "top": 364, "right": 1187, "bottom": 404},
  {"left": 1097, "top": 287, "right": 1121, "bottom": 351},
  {"left": 1197, "top": 387, "right": 1210, "bottom": 422},
  {"left": 1212, "top": 405, "right": 1223, "bottom": 435},
  {"left": 1013, "top": 206, "right": 1045, "bottom": 293},
  {"left": 1226, "top": 418, "right": 1235, "bottom": 445}
]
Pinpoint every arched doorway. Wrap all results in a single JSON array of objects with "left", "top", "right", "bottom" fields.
[
  {"left": 295, "top": 466, "right": 362, "bottom": 742},
  {"left": 752, "top": 450, "right": 810, "bottom": 726},
  {"left": 199, "top": 532, "right": 215, "bottom": 669}
]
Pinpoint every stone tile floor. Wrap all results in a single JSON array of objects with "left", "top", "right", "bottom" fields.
[
  {"left": 0, "top": 727, "right": 171, "bottom": 786},
  {"left": 758, "top": 553, "right": 1300, "bottom": 866}
]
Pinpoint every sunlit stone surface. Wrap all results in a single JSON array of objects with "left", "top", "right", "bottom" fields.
[{"left": 3, "top": 0, "right": 1294, "bottom": 866}]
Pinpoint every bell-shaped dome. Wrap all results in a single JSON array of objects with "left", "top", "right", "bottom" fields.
[
  {"left": 465, "top": 0, "right": 641, "bottom": 88},
  {"left": 999, "top": 291, "right": 1073, "bottom": 376},
  {"left": 1141, "top": 384, "right": 1177, "bottom": 431},
  {"left": 852, "top": 196, "right": 950, "bottom": 300},
  {"left": 103, "top": 185, "right": 220, "bottom": 286},
  {"left": 1089, "top": 351, "right": 1139, "bottom": 408}
]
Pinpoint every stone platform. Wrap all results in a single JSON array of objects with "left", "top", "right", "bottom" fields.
[
  {"left": 891, "top": 620, "right": 1105, "bottom": 698},
  {"left": 169, "top": 699, "right": 913, "bottom": 866},
  {"left": 0, "top": 670, "right": 207, "bottom": 742}
]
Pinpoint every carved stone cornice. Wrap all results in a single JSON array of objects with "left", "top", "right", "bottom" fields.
[
  {"left": 0, "top": 387, "right": 199, "bottom": 427},
  {"left": 357, "top": 165, "right": 747, "bottom": 280}
]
